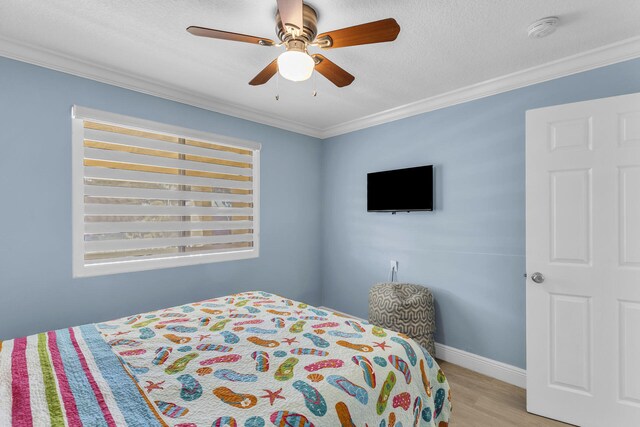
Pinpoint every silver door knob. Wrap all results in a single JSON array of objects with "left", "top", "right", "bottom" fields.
[{"left": 531, "top": 272, "right": 545, "bottom": 284}]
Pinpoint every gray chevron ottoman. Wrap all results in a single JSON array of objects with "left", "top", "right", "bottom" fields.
[{"left": 368, "top": 283, "right": 436, "bottom": 356}]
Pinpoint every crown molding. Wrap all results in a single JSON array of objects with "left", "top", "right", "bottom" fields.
[
  {"left": 0, "top": 35, "right": 325, "bottom": 139},
  {"left": 321, "top": 35, "right": 640, "bottom": 138},
  {"left": 1, "top": 34, "right": 639, "bottom": 140}
]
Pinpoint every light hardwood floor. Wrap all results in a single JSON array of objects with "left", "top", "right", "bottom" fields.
[{"left": 437, "top": 360, "right": 573, "bottom": 427}]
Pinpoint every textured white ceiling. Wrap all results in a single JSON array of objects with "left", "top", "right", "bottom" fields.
[{"left": 1, "top": 0, "right": 639, "bottom": 133}]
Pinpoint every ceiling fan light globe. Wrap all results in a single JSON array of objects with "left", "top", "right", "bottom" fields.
[{"left": 277, "top": 50, "right": 315, "bottom": 82}]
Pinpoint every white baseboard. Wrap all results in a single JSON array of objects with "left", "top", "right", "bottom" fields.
[
  {"left": 318, "top": 306, "right": 366, "bottom": 321},
  {"left": 435, "top": 343, "right": 526, "bottom": 389},
  {"left": 318, "top": 305, "right": 526, "bottom": 389}
]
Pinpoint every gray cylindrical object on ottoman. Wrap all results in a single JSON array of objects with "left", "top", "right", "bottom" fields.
[{"left": 368, "top": 283, "right": 436, "bottom": 356}]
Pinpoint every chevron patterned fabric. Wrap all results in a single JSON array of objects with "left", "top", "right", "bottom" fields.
[{"left": 368, "top": 283, "right": 436, "bottom": 356}]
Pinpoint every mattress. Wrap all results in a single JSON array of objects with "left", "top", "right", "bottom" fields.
[{"left": 0, "top": 291, "right": 451, "bottom": 426}]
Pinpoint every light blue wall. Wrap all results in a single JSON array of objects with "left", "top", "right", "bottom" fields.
[
  {"left": 0, "top": 56, "right": 323, "bottom": 340},
  {"left": 320, "top": 58, "right": 640, "bottom": 369},
  {"left": 3, "top": 54, "right": 640, "bottom": 367}
]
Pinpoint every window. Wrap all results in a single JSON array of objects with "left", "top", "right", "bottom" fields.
[{"left": 71, "top": 106, "right": 260, "bottom": 277}]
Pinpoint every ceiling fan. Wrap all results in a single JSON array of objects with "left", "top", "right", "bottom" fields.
[{"left": 186, "top": 0, "right": 401, "bottom": 88}]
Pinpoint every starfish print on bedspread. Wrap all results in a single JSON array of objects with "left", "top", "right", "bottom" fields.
[
  {"left": 260, "top": 388, "right": 285, "bottom": 405},
  {"left": 373, "top": 341, "right": 391, "bottom": 351},
  {"left": 144, "top": 380, "right": 165, "bottom": 393}
]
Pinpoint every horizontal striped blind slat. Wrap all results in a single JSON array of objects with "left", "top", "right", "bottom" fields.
[
  {"left": 84, "top": 243, "right": 253, "bottom": 264},
  {"left": 85, "top": 220, "right": 253, "bottom": 234},
  {"left": 84, "top": 159, "right": 251, "bottom": 182},
  {"left": 84, "top": 204, "right": 252, "bottom": 216},
  {"left": 83, "top": 185, "right": 252, "bottom": 203},
  {"left": 84, "top": 127, "right": 253, "bottom": 163},
  {"left": 84, "top": 233, "right": 253, "bottom": 252},
  {"left": 83, "top": 147, "right": 253, "bottom": 177},
  {"left": 84, "top": 167, "right": 254, "bottom": 190}
]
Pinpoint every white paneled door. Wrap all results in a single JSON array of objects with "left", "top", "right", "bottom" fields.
[{"left": 526, "top": 92, "right": 640, "bottom": 426}]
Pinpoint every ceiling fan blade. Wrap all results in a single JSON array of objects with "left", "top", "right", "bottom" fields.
[
  {"left": 276, "top": 0, "right": 303, "bottom": 34},
  {"left": 316, "top": 18, "right": 400, "bottom": 49},
  {"left": 312, "top": 54, "right": 355, "bottom": 87},
  {"left": 249, "top": 59, "right": 279, "bottom": 86},
  {"left": 187, "top": 26, "right": 275, "bottom": 46}
]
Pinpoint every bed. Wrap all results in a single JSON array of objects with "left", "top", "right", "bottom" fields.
[{"left": 0, "top": 291, "right": 451, "bottom": 426}]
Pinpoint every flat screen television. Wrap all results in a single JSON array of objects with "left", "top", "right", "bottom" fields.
[{"left": 367, "top": 165, "right": 433, "bottom": 212}]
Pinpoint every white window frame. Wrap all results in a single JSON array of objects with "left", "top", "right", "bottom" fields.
[{"left": 71, "top": 105, "right": 261, "bottom": 277}]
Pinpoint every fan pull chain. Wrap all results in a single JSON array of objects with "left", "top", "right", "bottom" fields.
[
  {"left": 275, "top": 73, "right": 280, "bottom": 101},
  {"left": 312, "top": 71, "right": 318, "bottom": 97}
]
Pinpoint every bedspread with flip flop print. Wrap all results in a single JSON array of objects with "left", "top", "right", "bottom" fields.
[{"left": 0, "top": 291, "right": 451, "bottom": 426}]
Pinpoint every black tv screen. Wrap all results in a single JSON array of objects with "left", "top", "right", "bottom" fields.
[{"left": 367, "top": 165, "right": 433, "bottom": 212}]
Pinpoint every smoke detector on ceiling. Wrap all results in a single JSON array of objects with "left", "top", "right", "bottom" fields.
[{"left": 528, "top": 17, "right": 560, "bottom": 39}]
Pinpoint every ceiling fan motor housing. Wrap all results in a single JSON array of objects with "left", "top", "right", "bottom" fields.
[
  {"left": 284, "top": 39, "right": 307, "bottom": 53},
  {"left": 276, "top": 4, "right": 318, "bottom": 43}
]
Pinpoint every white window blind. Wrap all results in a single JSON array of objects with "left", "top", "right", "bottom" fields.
[{"left": 72, "top": 106, "right": 260, "bottom": 277}]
